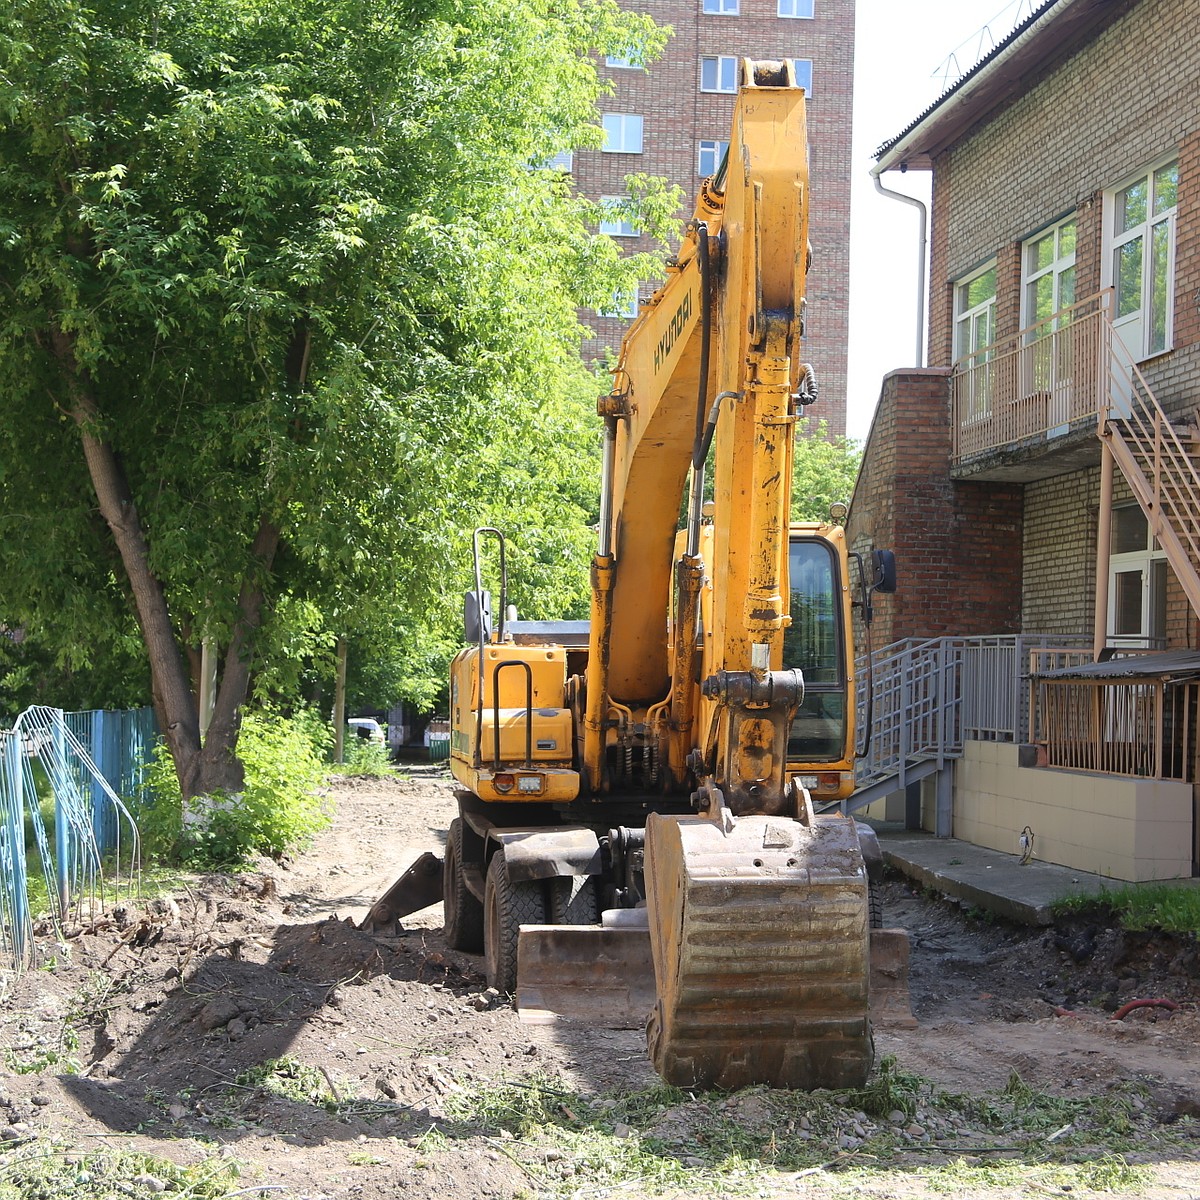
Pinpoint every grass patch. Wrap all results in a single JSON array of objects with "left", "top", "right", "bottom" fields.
[
  {"left": 1051, "top": 880, "right": 1200, "bottom": 933},
  {"left": 0, "top": 1142, "right": 243, "bottom": 1200}
]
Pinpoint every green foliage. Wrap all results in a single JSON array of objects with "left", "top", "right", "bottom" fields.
[
  {"left": 139, "top": 708, "right": 331, "bottom": 866},
  {"left": 235, "top": 1056, "right": 337, "bottom": 1109},
  {"left": 1050, "top": 881, "right": 1200, "bottom": 933},
  {"left": 437, "top": 1068, "right": 1169, "bottom": 1197},
  {"left": 337, "top": 737, "right": 393, "bottom": 777},
  {"left": 0, "top": 0, "right": 674, "bottom": 755},
  {"left": 791, "top": 419, "right": 862, "bottom": 522},
  {"left": 0, "top": 1143, "right": 239, "bottom": 1200},
  {"left": 846, "top": 1053, "right": 923, "bottom": 1119}
]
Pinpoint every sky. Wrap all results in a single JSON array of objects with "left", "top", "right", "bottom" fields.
[{"left": 846, "top": 0, "right": 1040, "bottom": 439}]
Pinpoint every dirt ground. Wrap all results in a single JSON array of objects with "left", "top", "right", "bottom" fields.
[{"left": 2, "top": 767, "right": 1200, "bottom": 1199}]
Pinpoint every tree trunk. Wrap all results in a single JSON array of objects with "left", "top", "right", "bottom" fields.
[
  {"left": 51, "top": 328, "right": 204, "bottom": 794},
  {"left": 51, "top": 327, "right": 277, "bottom": 802},
  {"left": 197, "top": 515, "right": 280, "bottom": 793}
]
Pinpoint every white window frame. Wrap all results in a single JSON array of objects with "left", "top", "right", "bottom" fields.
[
  {"left": 1103, "top": 157, "right": 1178, "bottom": 361},
  {"left": 606, "top": 53, "right": 641, "bottom": 69},
  {"left": 700, "top": 56, "right": 738, "bottom": 94},
  {"left": 778, "top": 0, "right": 814, "bottom": 15},
  {"left": 1107, "top": 504, "right": 1168, "bottom": 650},
  {"left": 1021, "top": 213, "right": 1076, "bottom": 330},
  {"left": 1019, "top": 213, "right": 1076, "bottom": 424},
  {"left": 703, "top": 0, "right": 739, "bottom": 13},
  {"left": 791, "top": 58, "right": 814, "bottom": 94},
  {"left": 599, "top": 196, "right": 638, "bottom": 238},
  {"left": 954, "top": 261, "right": 997, "bottom": 364},
  {"left": 601, "top": 113, "right": 644, "bottom": 154},
  {"left": 953, "top": 260, "right": 997, "bottom": 420},
  {"left": 697, "top": 139, "right": 729, "bottom": 177}
]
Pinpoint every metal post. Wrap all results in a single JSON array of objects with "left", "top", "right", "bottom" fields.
[
  {"left": 1094, "top": 440, "right": 1114, "bottom": 660},
  {"left": 4, "top": 734, "right": 29, "bottom": 965},
  {"left": 333, "top": 637, "right": 347, "bottom": 764},
  {"left": 935, "top": 761, "right": 954, "bottom": 838}
]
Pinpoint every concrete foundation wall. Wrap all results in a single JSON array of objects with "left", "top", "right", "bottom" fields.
[{"left": 952, "top": 740, "right": 1193, "bottom": 882}]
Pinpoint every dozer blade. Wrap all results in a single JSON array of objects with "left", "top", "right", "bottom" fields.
[
  {"left": 516, "top": 917, "right": 656, "bottom": 1028},
  {"left": 870, "top": 927, "right": 917, "bottom": 1029},
  {"left": 358, "top": 851, "right": 443, "bottom": 934},
  {"left": 644, "top": 811, "right": 873, "bottom": 1091}
]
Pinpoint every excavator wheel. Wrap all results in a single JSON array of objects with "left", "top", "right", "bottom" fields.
[
  {"left": 443, "top": 818, "right": 484, "bottom": 953},
  {"left": 548, "top": 875, "right": 599, "bottom": 925},
  {"left": 644, "top": 811, "right": 873, "bottom": 1091},
  {"left": 484, "top": 848, "right": 546, "bottom": 993}
]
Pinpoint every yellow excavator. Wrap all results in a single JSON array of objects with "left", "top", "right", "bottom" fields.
[{"left": 366, "top": 60, "right": 905, "bottom": 1090}]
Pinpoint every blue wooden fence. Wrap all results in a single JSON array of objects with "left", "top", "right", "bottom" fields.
[{"left": 0, "top": 706, "right": 154, "bottom": 987}]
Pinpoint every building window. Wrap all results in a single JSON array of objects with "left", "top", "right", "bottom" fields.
[
  {"left": 1020, "top": 214, "right": 1076, "bottom": 418},
  {"left": 602, "top": 113, "right": 644, "bottom": 154},
  {"left": 700, "top": 56, "right": 738, "bottom": 94},
  {"left": 954, "top": 262, "right": 997, "bottom": 418},
  {"left": 1022, "top": 215, "right": 1076, "bottom": 328},
  {"left": 778, "top": 0, "right": 814, "bottom": 15},
  {"left": 703, "top": 0, "right": 739, "bottom": 12},
  {"left": 954, "top": 263, "right": 997, "bottom": 364},
  {"left": 599, "top": 197, "right": 638, "bottom": 238},
  {"left": 606, "top": 53, "right": 641, "bottom": 69},
  {"left": 1108, "top": 505, "right": 1167, "bottom": 649},
  {"left": 791, "top": 58, "right": 814, "bottom": 94},
  {"left": 543, "top": 150, "right": 574, "bottom": 172},
  {"left": 1106, "top": 159, "right": 1177, "bottom": 359},
  {"left": 600, "top": 290, "right": 639, "bottom": 319},
  {"left": 697, "top": 139, "right": 729, "bottom": 177}
]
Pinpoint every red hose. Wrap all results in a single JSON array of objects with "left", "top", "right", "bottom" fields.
[{"left": 1111, "top": 997, "right": 1179, "bottom": 1021}]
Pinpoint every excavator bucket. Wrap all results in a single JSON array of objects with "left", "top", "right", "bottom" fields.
[
  {"left": 359, "top": 851, "right": 443, "bottom": 934},
  {"left": 643, "top": 811, "right": 875, "bottom": 1091},
  {"left": 516, "top": 916, "right": 656, "bottom": 1027}
]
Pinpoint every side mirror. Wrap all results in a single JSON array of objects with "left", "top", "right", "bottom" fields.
[
  {"left": 464, "top": 590, "right": 492, "bottom": 645},
  {"left": 871, "top": 549, "right": 897, "bottom": 594}
]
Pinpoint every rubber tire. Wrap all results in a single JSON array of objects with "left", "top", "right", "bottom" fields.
[
  {"left": 443, "top": 818, "right": 484, "bottom": 953},
  {"left": 484, "top": 848, "right": 546, "bottom": 994},
  {"left": 548, "top": 875, "right": 599, "bottom": 925}
]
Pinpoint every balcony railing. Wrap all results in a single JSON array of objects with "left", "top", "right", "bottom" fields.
[
  {"left": 1032, "top": 676, "right": 1197, "bottom": 781},
  {"left": 952, "top": 292, "right": 1110, "bottom": 461}
]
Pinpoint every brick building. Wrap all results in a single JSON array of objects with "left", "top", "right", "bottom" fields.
[
  {"left": 573, "top": 0, "right": 855, "bottom": 436},
  {"left": 846, "top": 0, "right": 1200, "bottom": 879}
]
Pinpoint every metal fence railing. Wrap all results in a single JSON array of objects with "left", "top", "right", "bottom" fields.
[
  {"left": 855, "top": 634, "right": 1092, "bottom": 794},
  {"left": 0, "top": 706, "right": 154, "bottom": 989}
]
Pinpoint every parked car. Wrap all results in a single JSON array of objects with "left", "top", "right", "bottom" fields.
[{"left": 347, "top": 717, "right": 384, "bottom": 746}]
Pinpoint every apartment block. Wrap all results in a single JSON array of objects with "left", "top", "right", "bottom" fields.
[{"left": 572, "top": 0, "right": 855, "bottom": 436}]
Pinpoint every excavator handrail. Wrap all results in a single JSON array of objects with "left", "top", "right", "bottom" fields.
[
  {"left": 471, "top": 527, "right": 507, "bottom": 769},
  {"left": 492, "top": 659, "right": 534, "bottom": 770}
]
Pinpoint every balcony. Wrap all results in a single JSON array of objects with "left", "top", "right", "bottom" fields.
[{"left": 951, "top": 292, "right": 1110, "bottom": 479}]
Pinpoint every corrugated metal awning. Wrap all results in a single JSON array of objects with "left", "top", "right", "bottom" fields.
[{"left": 1034, "top": 649, "right": 1200, "bottom": 683}]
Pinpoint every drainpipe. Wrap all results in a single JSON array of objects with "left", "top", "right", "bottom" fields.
[{"left": 871, "top": 166, "right": 928, "bottom": 369}]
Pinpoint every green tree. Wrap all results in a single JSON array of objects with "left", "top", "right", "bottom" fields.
[
  {"left": 0, "top": 0, "right": 670, "bottom": 799},
  {"left": 790, "top": 421, "right": 862, "bottom": 522}
]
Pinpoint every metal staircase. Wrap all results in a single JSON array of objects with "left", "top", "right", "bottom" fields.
[
  {"left": 846, "top": 634, "right": 1089, "bottom": 824},
  {"left": 1101, "top": 328, "right": 1200, "bottom": 619}
]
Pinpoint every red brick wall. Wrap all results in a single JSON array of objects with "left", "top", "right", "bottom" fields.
[
  {"left": 577, "top": 0, "right": 855, "bottom": 435},
  {"left": 848, "top": 368, "right": 1023, "bottom": 646}
]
